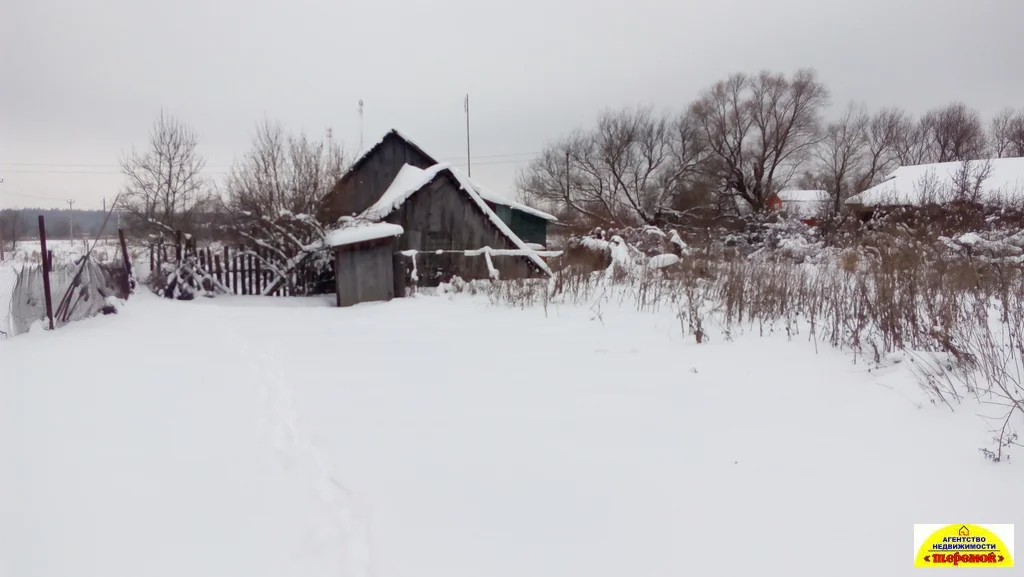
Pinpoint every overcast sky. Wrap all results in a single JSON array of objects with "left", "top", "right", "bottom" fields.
[{"left": 2, "top": 0, "right": 1023, "bottom": 210}]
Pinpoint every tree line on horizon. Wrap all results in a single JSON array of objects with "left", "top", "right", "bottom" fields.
[{"left": 516, "top": 68, "right": 1024, "bottom": 229}]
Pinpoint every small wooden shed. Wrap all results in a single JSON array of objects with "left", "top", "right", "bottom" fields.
[{"left": 325, "top": 222, "right": 404, "bottom": 307}]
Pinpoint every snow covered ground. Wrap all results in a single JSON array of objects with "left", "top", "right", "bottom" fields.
[
  {"left": 0, "top": 238, "right": 125, "bottom": 266},
  {"left": 1, "top": 291, "right": 1019, "bottom": 577}
]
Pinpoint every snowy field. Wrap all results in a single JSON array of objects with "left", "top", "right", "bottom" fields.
[
  {"left": 1, "top": 291, "right": 1020, "bottom": 577},
  {"left": 0, "top": 238, "right": 126, "bottom": 266}
]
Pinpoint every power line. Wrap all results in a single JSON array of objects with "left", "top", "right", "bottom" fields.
[
  {"left": 0, "top": 155, "right": 538, "bottom": 176},
  {"left": 0, "top": 151, "right": 540, "bottom": 171},
  {"left": 2, "top": 189, "right": 69, "bottom": 202}
]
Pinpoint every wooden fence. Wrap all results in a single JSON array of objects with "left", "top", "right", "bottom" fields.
[{"left": 149, "top": 244, "right": 331, "bottom": 296}]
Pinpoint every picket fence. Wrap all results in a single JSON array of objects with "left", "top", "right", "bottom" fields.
[{"left": 149, "top": 244, "right": 331, "bottom": 296}]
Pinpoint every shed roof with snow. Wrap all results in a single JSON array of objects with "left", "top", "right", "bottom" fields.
[{"left": 845, "top": 158, "right": 1024, "bottom": 208}]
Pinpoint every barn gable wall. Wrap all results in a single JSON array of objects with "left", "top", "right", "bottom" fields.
[
  {"left": 320, "top": 134, "right": 436, "bottom": 224},
  {"left": 388, "top": 174, "right": 535, "bottom": 286}
]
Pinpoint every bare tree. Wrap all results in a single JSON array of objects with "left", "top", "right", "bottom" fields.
[
  {"left": 920, "top": 102, "right": 987, "bottom": 162},
  {"left": 815, "top": 104, "right": 868, "bottom": 213},
  {"left": 119, "top": 111, "right": 211, "bottom": 243},
  {"left": 990, "top": 108, "right": 1017, "bottom": 158},
  {"left": 518, "top": 107, "right": 701, "bottom": 227},
  {"left": 949, "top": 159, "right": 994, "bottom": 204},
  {"left": 1007, "top": 112, "right": 1024, "bottom": 158},
  {"left": 226, "top": 120, "right": 347, "bottom": 219},
  {"left": 224, "top": 120, "right": 349, "bottom": 294},
  {"left": 691, "top": 69, "right": 829, "bottom": 211},
  {"left": 893, "top": 115, "right": 933, "bottom": 166},
  {"left": 853, "top": 107, "right": 907, "bottom": 191},
  {"left": 0, "top": 209, "right": 29, "bottom": 255}
]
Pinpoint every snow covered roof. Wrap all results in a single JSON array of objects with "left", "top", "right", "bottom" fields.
[
  {"left": 359, "top": 163, "right": 553, "bottom": 275},
  {"left": 344, "top": 129, "right": 555, "bottom": 221},
  {"left": 342, "top": 129, "right": 438, "bottom": 182},
  {"left": 363, "top": 163, "right": 452, "bottom": 221},
  {"left": 777, "top": 189, "right": 830, "bottom": 217},
  {"left": 846, "top": 158, "right": 1024, "bottom": 208},
  {"left": 325, "top": 222, "right": 404, "bottom": 248},
  {"left": 453, "top": 169, "right": 556, "bottom": 221}
]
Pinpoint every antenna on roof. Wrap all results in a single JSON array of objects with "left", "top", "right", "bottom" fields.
[
  {"left": 464, "top": 94, "right": 471, "bottom": 177},
  {"left": 358, "top": 99, "right": 364, "bottom": 151}
]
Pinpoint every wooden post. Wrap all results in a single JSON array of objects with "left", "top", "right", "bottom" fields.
[
  {"left": 240, "top": 252, "right": 248, "bottom": 295},
  {"left": 255, "top": 250, "right": 263, "bottom": 295},
  {"left": 149, "top": 246, "right": 154, "bottom": 274},
  {"left": 118, "top": 228, "right": 132, "bottom": 297},
  {"left": 175, "top": 231, "right": 182, "bottom": 263},
  {"left": 37, "top": 215, "right": 55, "bottom": 330},
  {"left": 214, "top": 254, "right": 222, "bottom": 288},
  {"left": 232, "top": 250, "right": 239, "bottom": 295},
  {"left": 222, "top": 246, "right": 230, "bottom": 291}
]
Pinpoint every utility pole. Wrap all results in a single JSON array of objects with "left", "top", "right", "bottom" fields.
[
  {"left": 358, "top": 99, "right": 364, "bottom": 151},
  {"left": 67, "top": 199, "right": 76, "bottom": 240},
  {"left": 464, "top": 94, "right": 471, "bottom": 177}
]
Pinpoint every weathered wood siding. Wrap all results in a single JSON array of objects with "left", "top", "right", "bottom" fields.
[
  {"left": 389, "top": 173, "right": 541, "bottom": 287},
  {"left": 334, "top": 239, "right": 395, "bottom": 307},
  {"left": 320, "top": 133, "right": 435, "bottom": 223}
]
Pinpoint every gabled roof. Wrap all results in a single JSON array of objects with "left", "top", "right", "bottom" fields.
[
  {"left": 341, "top": 129, "right": 556, "bottom": 221},
  {"left": 359, "top": 162, "right": 553, "bottom": 275},
  {"left": 338, "top": 129, "right": 438, "bottom": 188},
  {"left": 846, "top": 158, "right": 1024, "bottom": 207}
]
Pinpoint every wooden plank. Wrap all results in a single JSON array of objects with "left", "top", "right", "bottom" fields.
[
  {"left": 116, "top": 231, "right": 134, "bottom": 294},
  {"left": 214, "top": 254, "right": 222, "bottom": 289},
  {"left": 240, "top": 251, "right": 248, "bottom": 295},
  {"left": 223, "top": 246, "right": 230, "bottom": 290},
  {"left": 233, "top": 249, "right": 240, "bottom": 295},
  {"left": 38, "top": 215, "right": 55, "bottom": 330},
  {"left": 255, "top": 250, "right": 262, "bottom": 295}
]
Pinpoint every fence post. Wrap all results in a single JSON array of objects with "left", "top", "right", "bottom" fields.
[
  {"left": 255, "top": 250, "right": 263, "bottom": 295},
  {"left": 175, "top": 231, "right": 183, "bottom": 263},
  {"left": 232, "top": 250, "right": 239, "bottom": 295},
  {"left": 240, "top": 251, "right": 248, "bottom": 296},
  {"left": 118, "top": 228, "right": 133, "bottom": 297},
  {"left": 37, "top": 215, "right": 54, "bottom": 330}
]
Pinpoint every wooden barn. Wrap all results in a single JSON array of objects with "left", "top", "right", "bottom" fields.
[
  {"left": 320, "top": 130, "right": 556, "bottom": 247},
  {"left": 322, "top": 130, "right": 559, "bottom": 307}
]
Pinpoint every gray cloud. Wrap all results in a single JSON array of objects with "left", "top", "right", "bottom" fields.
[{"left": 3, "top": 0, "right": 1022, "bottom": 209}]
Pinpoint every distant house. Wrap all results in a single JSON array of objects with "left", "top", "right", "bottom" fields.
[
  {"left": 845, "top": 158, "right": 1024, "bottom": 215},
  {"left": 320, "top": 130, "right": 556, "bottom": 246},
  {"left": 321, "top": 130, "right": 558, "bottom": 307},
  {"left": 775, "top": 189, "right": 831, "bottom": 225}
]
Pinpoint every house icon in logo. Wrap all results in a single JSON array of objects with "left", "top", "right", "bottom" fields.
[{"left": 959, "top": 526, "right": 970, "bottom": 537}]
